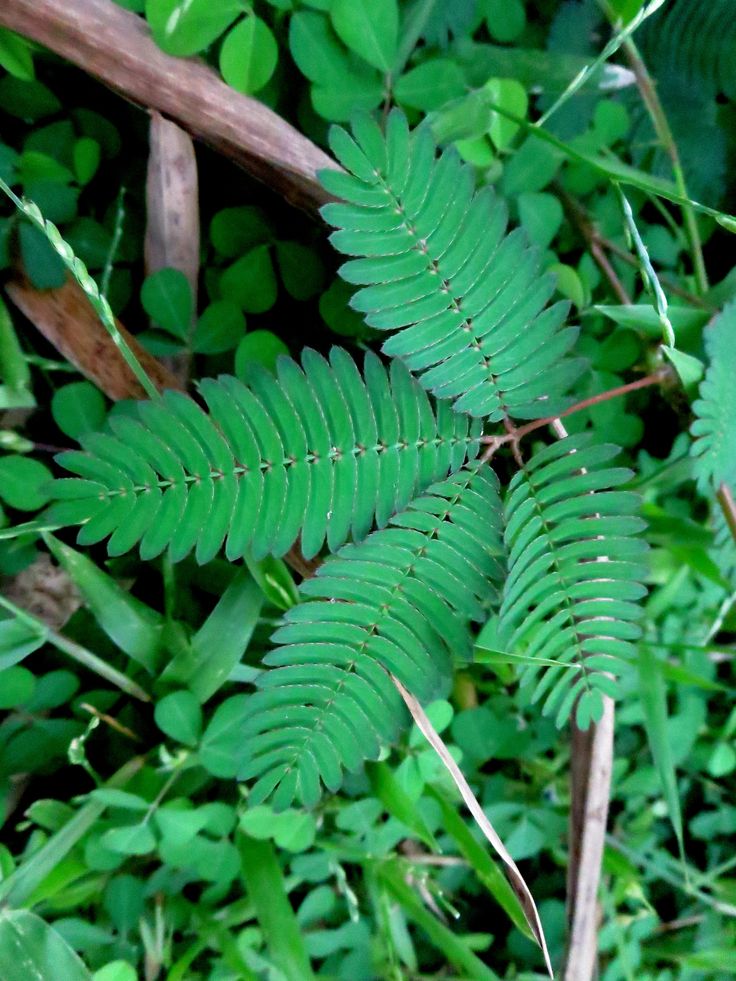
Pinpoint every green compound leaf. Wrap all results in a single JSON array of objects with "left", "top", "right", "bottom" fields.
[
  {"left": 49, "top": 348, "right": 481, "bottom": 564},
  {"left": 239, "top": 464, "right": 504, "bottom": 807},
  {"left": 690, "top": 301, "right": 736, "bottom": 493},
  {"left": 498, "top": 433, "right": 649, "bottom": 728},
  {"left": 321, "top": 110, "right": 585, "bottom": 421}
]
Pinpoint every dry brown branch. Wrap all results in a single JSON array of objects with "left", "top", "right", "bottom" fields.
[
  {"left": 145, "top": 112, "right": 200, "bottom": 304},
  {"left": 564, "top": 701, "right": 615, "bottom": 981},
  {"left": 5, "top": 274, "right": 182, "bottom": 399},
  {"left": 0, "top": 0, "right": 337, "bottom": 215},
  {"left": 145, "top": 112, "right": 201, "bottom": 384}
]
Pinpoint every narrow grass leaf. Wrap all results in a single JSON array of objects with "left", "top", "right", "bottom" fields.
[
  {"left": 392, "top": 675, "right": 553, "bottom": 978},
  {"left": 237, "top": 834, "right": 315, "bottom": 981},
  {"left": 636, "top": 644, "right": 686, "bottom": 862},
  {"left": 0, "top": 910, "right": 91, "bottom": 981}
]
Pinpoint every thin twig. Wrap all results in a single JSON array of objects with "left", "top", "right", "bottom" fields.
[
  {"left": 0, "top": 594, "right": 151, "bottom": 702},
  {"left": 392, "top": 673, "right": 554, "bottom": 978},
  {"left": 557, "top": 184, "right": 631, "bottom": 305},
  {"left": 0, "top": 0, "right": 336, "bottom": 215},
  {"left": 481, "top": 370, "right": 668, "bottom": 458},
  {"left": 558, "top": 185, "right": 710, "bottom": 308},
  {"left": 601, "top": 235, "right": 711, "bottom": 308}
]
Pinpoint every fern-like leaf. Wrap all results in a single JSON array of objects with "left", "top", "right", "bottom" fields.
[
  {"left": 49, "top": 349, "right": 480, "bottom": 563},
  {"left": 498, "top": 433, "right": 648, "bottom": 729},
  {"left": 320, "top": 110, "right": 585, "bottom": 420},
  {"left": 690, "top": 302, "right": 736, "bottom": 493},
  {"left": 239, "top": 464, "right": 504, "bottom": 807},
  {"left": 641, "top": 0, "right": 736, "bottom": 100}
]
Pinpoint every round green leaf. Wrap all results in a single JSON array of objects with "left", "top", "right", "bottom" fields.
[
  {"left": 0, "top": 77, "right": 61, "bottom": 122},
  {"left": 330, "top": 0, "right": 398, "bottom": 72},
  {"left": 275, "top": 241, "right": 324, "bottom": 300},
  {"left": 154, "top": 804, "right": 207, "bottom": 845},
  {"left": 319, "top": 280, "right": 367, "bottom": 337},
  {"left": 311, "top": 72, "right": 384, "bottom": 122},
  {"left": 455, "top": 136, "right": 495, "bottom": 167},
  {"left": 238, "top": 804, "right": 276, "bottom": 840},
  {"left": 19, "top": 223, "right": 66, "bottom": 289},
  {"left": 273, "top": 810, "right": 316, "bottom": 852},
  {"left": 486, "top": 77, "right": 528, "bottom": 150},
  {"left": 210, "top": 205, "right": 270, "bottom": 257},
  {"left": 200, "top": 694, "right": 249, "bottom": 778},
  {"left": 708, "top": 742, "right": 736, "bottom": 778},
  {"left": 395, "top": 59, "right": 465, "bottom": 112},
  {"left": 235, "top": 330, "right": 288, "bottom": 376},
  {"left": 141, "top": 267, "right": 193, "bottom": 338},
  {"left": 52, "top": 381, "right": 107, "bottom": 440},
  {"left": 289, "top": 11, "right": 348, "bottom": 84},
  {"left": 92, "top": 961, "right": 137, "bottom": 981},
  {"left": 550, "top": 262, "right": 585, "bottom": 309},
  {"left": 220, "top": 16, "right": 278, "bottom": 95},
  {"left": 154, "top": 690, "right": 203, "bottom": 746},
  {"left": 220, "top": 245, "right": 277, "bottom": 313},
  {"left": 0, "top": 666, "right": 35, "bottom": 708},
  {"left": 145, "top": 0, "right": 242, "bottom": 56},
  {"left": 72, "top": 137, "right": 101, "bottom": 185},
  {"left": 518, "top": 192, "right": 563, "bottom": 250},
  {"left": 484, "top": 0, "right": 525, "bottom": 42},
  {"left": 0, "top": 455, "right": 52, "bottom": 510},
  {"left": 193, "top": 300, "right": 246, "bottom": 354},
  {"left": 103, "top": 876, "right": 145, "bottom": 935},
  {"left": 101, "top": 823, "right": 156, "bottom": 856},
  {"left": 593, "top": 100, "right": 630, "bottom": 147},
  {"left": 0, "top": 28, "right": 34, "bottom": 82}
]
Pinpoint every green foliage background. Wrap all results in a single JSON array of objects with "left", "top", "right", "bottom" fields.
[{"left": 1, "top": 0, "right": 736, "bottom": 978}]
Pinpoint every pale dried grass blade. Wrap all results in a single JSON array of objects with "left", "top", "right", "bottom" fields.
[{"left": 391, "top": 673, "right": 554, "bottom": 979}]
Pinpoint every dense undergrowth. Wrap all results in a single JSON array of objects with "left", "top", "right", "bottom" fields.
[{"left": 0, "top": 1, "right": 735, "bottom": 979}]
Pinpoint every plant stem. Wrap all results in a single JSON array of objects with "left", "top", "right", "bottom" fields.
[
  {"left": 622, "top": 38, "right": 708, "bottom": 294},
  {"left": 0, "top": 177, "right": 160, "bottom": 400},
  {"left": 557, "top": 184, "right": 712, "bottom": 309},
  {"left": 0, "top": 594, "right": 150, "bottom": 702},
  {"left": 481, "top": 370, "right": 668, "bottom": 455},
  {"left": 717, "top": 482, "right": 736, "bottom": 545}
]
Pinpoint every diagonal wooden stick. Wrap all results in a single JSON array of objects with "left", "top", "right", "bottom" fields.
[
  {"left": 5, "top": 274, "right": 181, "bottom": 399},
  {"left": 0, "top": 0, "right": 338, "bottom": 215}
]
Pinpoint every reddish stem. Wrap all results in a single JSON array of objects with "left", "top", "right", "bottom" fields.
[{"left": 481, "top": 370, "right": 668, "bottom": 451}]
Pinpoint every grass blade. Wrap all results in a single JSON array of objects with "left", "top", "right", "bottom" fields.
[
  {"left": 392, "top": 675, "right": 553, "bottom": 978},
  {"left": 237, "top": 833, "right": 315, "bottom": 981},
  {"left": 0, "top": 909, "right": 91, "bottom": 980},
  {"left": 379, "top": 863, "right": 502, "bottom": 981},
  {"left": 163, "top": 569, "right": 263, "bottom": 701},
  {"left": 636, "top": 644, "right": 686, "bottom": 863},
  {"left": 0, "top": 756, "right": 145, "bottom": 907}
]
